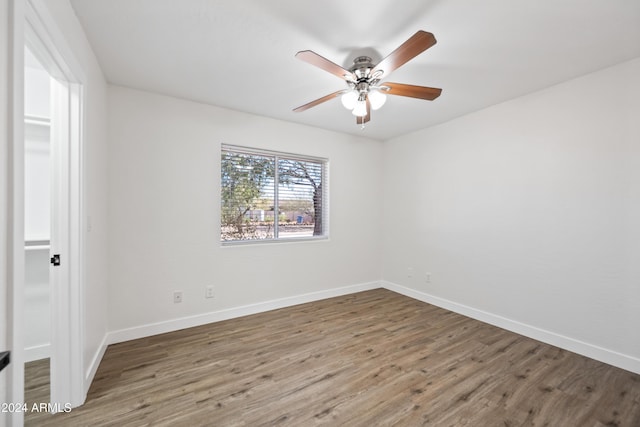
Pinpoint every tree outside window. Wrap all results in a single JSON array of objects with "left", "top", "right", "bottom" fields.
[{"left": 221, "top": 146, "right": 327, "bottom": 243}]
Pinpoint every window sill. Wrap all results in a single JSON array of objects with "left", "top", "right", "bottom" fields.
[{"left": 221, "top": 235, "right": 329, "bottom": 247}]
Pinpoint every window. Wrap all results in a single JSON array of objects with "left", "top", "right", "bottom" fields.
[{"left": 221, "top": 145, "right": 328, "bottom": 243}]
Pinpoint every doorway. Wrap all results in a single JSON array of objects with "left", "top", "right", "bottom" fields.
[
  {"left": 23, "top": 43, "right": 53, "bottom": 413},
  {"left": 13, "top": 0, "right": 86, "bottom": 415}
]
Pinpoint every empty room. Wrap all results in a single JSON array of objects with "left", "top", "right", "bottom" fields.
[{"left": 2, "top": 0, "right": 640, "bottom": 426}]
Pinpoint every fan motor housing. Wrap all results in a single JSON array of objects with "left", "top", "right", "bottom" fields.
[{"left": 351, "top": 56, "right": 374, "bottom": 79}]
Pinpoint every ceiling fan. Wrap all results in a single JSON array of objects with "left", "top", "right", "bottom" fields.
[{"left": 293, "top": 30, "right": 442, "bottom": 126}]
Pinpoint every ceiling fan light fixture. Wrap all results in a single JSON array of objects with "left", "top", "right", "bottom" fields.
[
  {"left": 368, "top": 90, "right": 387, "bottom": 110},
  {"left": 352, "top": 99, "right": 367, "bottom": 117},
  {"left": 293, "top": 30, "right": 441, "bottom": 126},
  {"left": 341, "top": 90, "right": 358, "bottom": 110}
]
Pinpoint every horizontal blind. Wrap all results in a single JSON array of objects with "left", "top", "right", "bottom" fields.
[
  {"left": 277, "top": 158, "right": 324, "bottom": 239},
  {"left": 221, "top": 145, "right": 327, "bottom": 243},
  {"left": 221, "top": 150, "right": 275, "bottom": 241}
]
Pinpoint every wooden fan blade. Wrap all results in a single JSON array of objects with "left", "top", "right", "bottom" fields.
[
  {"left": 295, "top": 50, "right": 354, "bottom": 80},
  {"left": 371, "top": 31, "right": 436, "bottom": 78},
  {"left": 384, "top": 82, "right": 442, "bottom": 100},
  {"left": 356, "top": 98, "right": 371, "bottom": 125},
  {"left": 293, "top": 90, "right": 343, "bottom": 112}
]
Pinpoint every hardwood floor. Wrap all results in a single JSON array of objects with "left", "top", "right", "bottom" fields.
[
  {"left": 33, "top": 289, "right": 640, "bottom": 426},
  {"left": 24, "top": 358, "right": 50, "bottom": 426}
]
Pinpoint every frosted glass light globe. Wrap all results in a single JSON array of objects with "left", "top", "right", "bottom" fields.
[
  {"left": 341, "top": 91, "right": 358, "bottom": 110},
  {"left": 368, "top": 90, "right": 387, "bottom": 110},
  {"left": 352, "top": 99, "right": 367, "bottom": 117}
]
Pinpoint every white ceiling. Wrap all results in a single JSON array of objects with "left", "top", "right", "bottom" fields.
[{"left": 70, "top": 0, "right": 640, "bottom": 141}]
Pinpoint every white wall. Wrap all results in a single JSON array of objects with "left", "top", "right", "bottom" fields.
[
  {"left": 382, "top": 58, "right": 640, "bottom": 371},
  {"left": 23, "top": 246, "right": 49, "bottom": 359},
  {"left": 24, "top": 48, "right": 49, "bottom": 119},
  {"left": 38, "top": 0, "right": 110, "bottom": 386},
  {"left": 23, "top": 49, "right": 51, "bottom": 361},
  {"left": 24, "top": 122, "right": 50, "bottom": 241},
  {"left": 107, "top": 86, "right": 383, "bottom": 336},
  {"left": 23, "top": 133, "right": 52, "bottom": 359}
]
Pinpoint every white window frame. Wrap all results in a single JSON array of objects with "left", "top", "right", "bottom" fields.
[{"left": 221, "top": 144, "right": 329, "bottom": 246}]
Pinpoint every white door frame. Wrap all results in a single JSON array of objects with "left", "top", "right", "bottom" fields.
[
  {"left": 7, "top": 0, "right": 85, "bottom": 423},
  {"left": 0, "top": 0, "right": 10, "bottom": 412},
  {"left": 6, "top": 1, "right": 26, "bottom": 426}
]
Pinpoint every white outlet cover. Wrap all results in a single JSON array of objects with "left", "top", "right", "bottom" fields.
[
  {"left": 173, "top": 291, "right": 183, "bottom": 303},
  {"left": 206, "top": 286, "right": 214, "bottom": 298}
]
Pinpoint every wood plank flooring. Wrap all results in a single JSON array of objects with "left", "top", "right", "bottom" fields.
[
  {"left": 24, "top": 358, "right": 50, "bottom": 425},
  {"left": 30, "top": 289, "right": 640, "bottom": 426}
]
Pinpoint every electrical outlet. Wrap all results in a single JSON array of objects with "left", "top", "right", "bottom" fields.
[
  {"left": 425, "top": 272, "right": 432, "bottom": 283},
  {"left": 407, "top": 267, "right": 414, "bottom": 278},
  {"left": 173, "top": 291, "right": 183, "bottom": 303},
  {"left": 205, "top": 285, "right": 214, "bottom": 299}
]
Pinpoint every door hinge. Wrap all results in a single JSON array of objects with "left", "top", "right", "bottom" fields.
[{"left": 50, "top": 254, "right": 61, "bottom": 266}]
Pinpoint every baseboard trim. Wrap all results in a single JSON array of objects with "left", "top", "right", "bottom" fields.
[
  {"left": 107, "top": 281, "right": 382, "bottom": 345},
  {"left": 84, "top": 334, "right": 109, "bottom": 397},
  {"left": 382, "top": 281, "right": 640, "bottom": 375},
  {"left": 24, "top": 344, "right": 50, "bottom": 362},
  {"left": 98, "top": 280, "right": 640, "bottom": 376}
]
